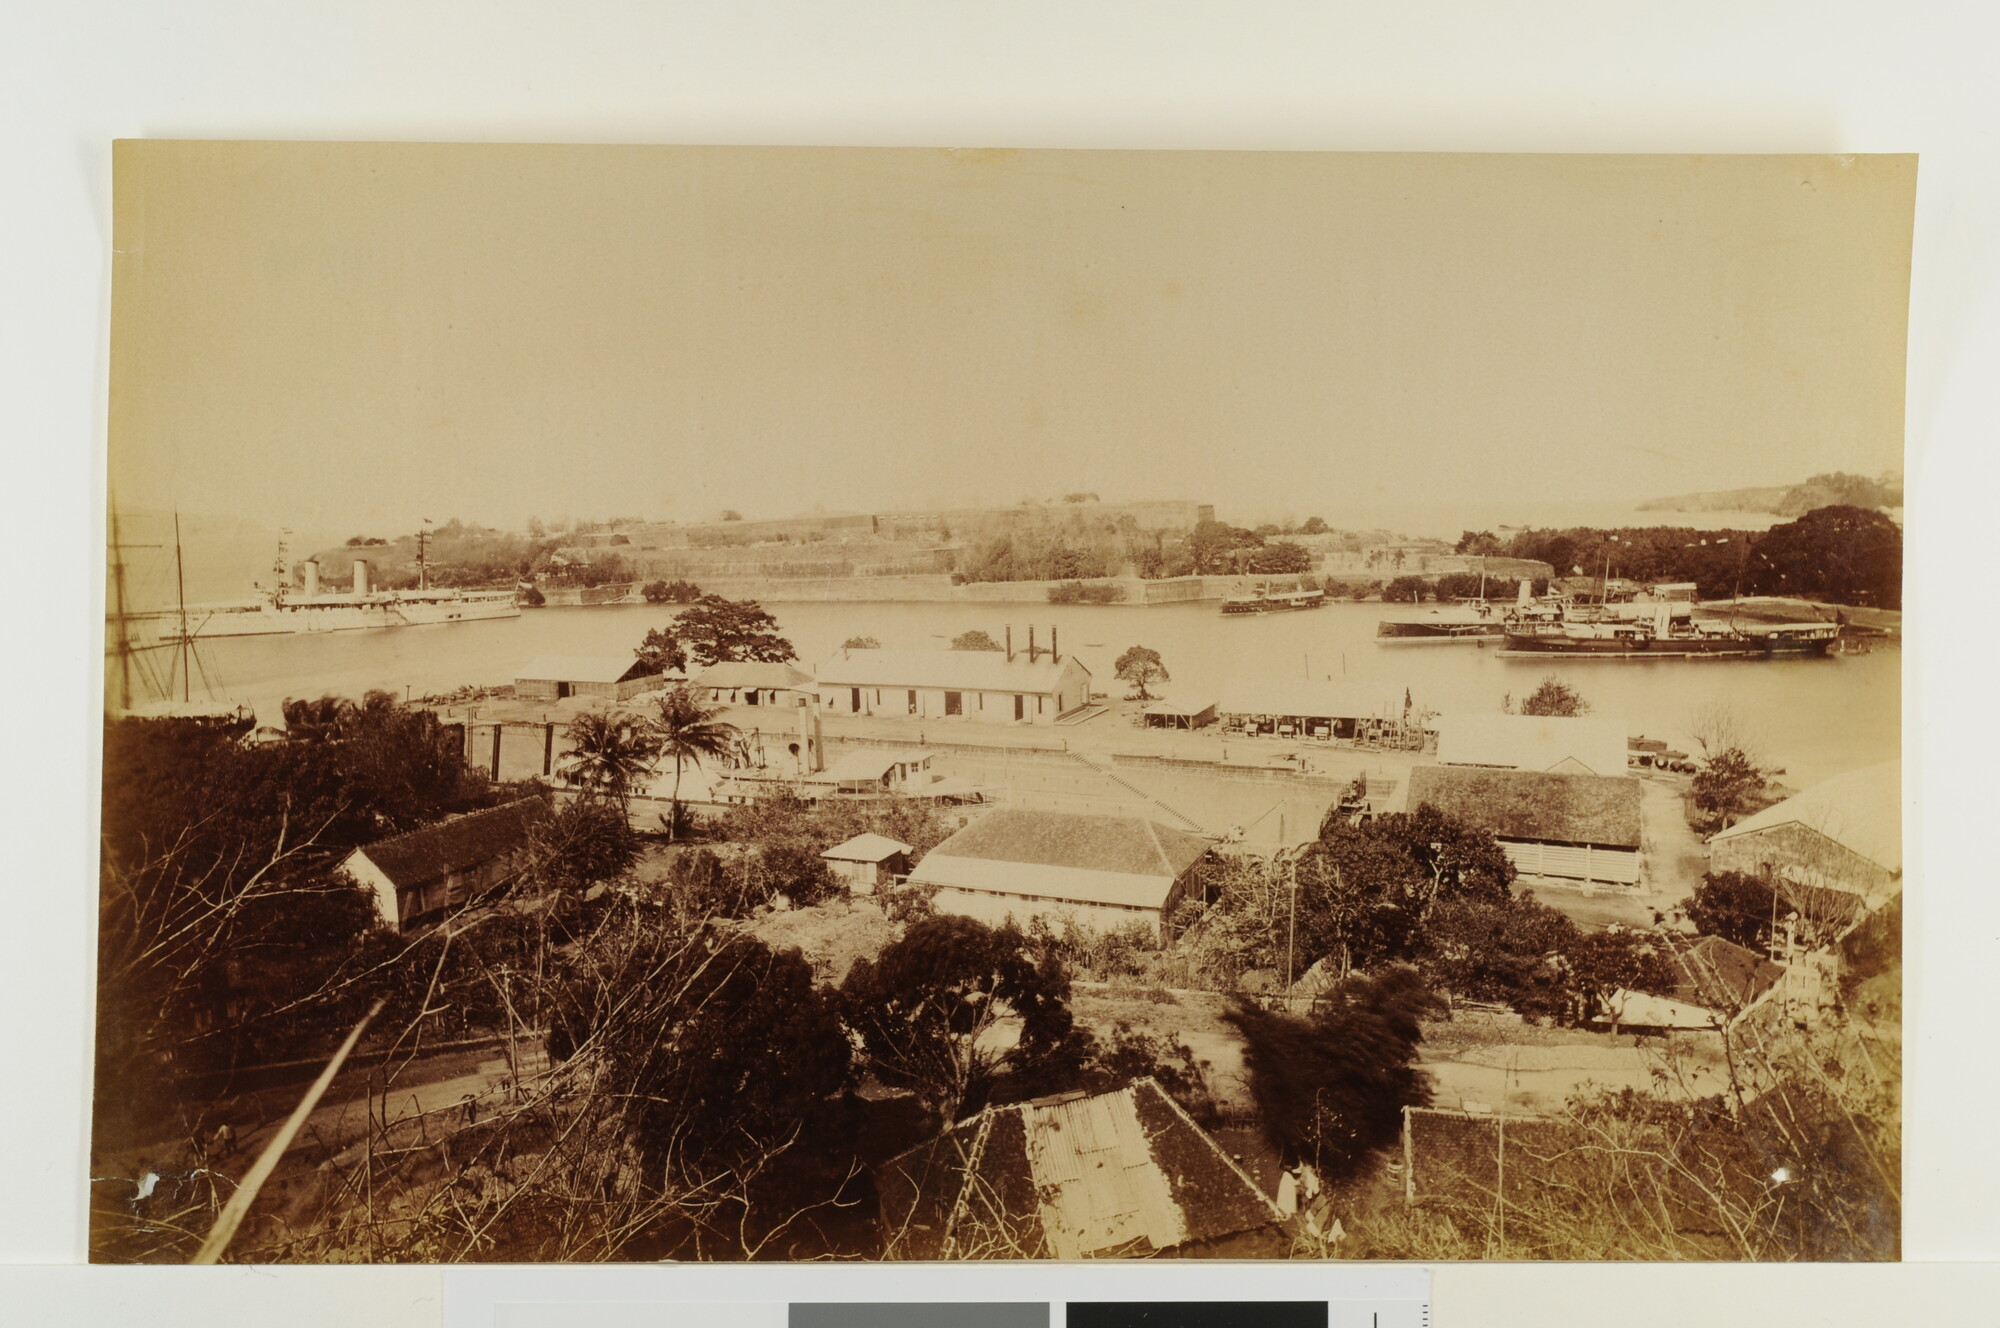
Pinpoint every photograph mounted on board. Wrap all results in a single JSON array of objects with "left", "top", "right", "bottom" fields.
[{"left": 97, "top": 143, "right": 1909, "bottom": 1263}]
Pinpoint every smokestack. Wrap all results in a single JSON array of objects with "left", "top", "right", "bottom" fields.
[
  {"left": 1027, "top": 625, "right": 1038, "bottom": 663},
  {"left": 1051, "top": 625, "right": 1058, "bottom": 662},
  {"left": 303, "top": 559, "right": 320, "bottom": 598},
  {"left": 353, "top": 559, "right": 370, "bottom": 595},
  {"left": 798, "top": 702, "right": 823, "bottom": 775},
  {"left": 1006, "top": 625, "right": 1013, "bottom": 662}
]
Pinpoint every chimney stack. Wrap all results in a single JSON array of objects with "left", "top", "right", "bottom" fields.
[
  {"left": 1051, "top": 625, "right": 1058, "bottom": 662},
  {"left": 303, "top": 559, "right": 320, "bottom": 598},
  {"left": 1027, "top": 625, "right": 1038, "bottom": 663},
  {"left": 1006, "top": 625, "right": 1013, "bottom": 662},
  {"left": 353, "top": 559, "right": 370, "bottom": 595}
]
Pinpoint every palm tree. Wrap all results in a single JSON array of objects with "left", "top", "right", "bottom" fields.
[
  {"left": 557, "top": 710, "right": 660, "bottom": 811},
  {"left": 649, "top": 683, "right": 740, "bottom": 840}
]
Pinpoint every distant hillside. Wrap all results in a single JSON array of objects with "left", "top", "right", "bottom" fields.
[{"left": 1639, "top": 471, "right": 1902, "bottom": 518}]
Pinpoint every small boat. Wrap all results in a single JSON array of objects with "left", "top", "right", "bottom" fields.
[{"left": 1222, "top": 581, "right": 1325, "bottom": 614}]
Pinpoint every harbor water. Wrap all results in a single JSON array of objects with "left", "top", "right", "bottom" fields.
[{"left": 152, "top": 598, "right": 1900, "bottom": 789}]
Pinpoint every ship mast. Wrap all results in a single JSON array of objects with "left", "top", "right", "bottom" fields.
[
  {"left": 174, "top": 510, "right": 191, "bottom": 703},
  {"left": 418, "top": 519, "right": 429, "bottom": 592},
  {"left": 107, "top": 499, "right": 161, "bottom": 713}
]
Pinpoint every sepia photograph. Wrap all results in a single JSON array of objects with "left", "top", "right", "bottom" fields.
[{"left": 96, "top": 143, "right": 1910, "bottom": 1264}]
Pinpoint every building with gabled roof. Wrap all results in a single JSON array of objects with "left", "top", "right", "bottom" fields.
[
  {"left": 341, "top": 797, "right": 552, "bottom": 931},
  {"left": 1405, "top": 765, "right": 1643, "bottom": 888},
  {"left": 876, "top": 1079, "right": 1287, "bottom": 1259},
  {"left": 1436, "top": 712, "right": 1630, "bottom": 777},
  {"left": 816, "top": 645, "right": 1091, "bottom": 725},
  {"left": 515, "top": 655, "right": 667, "bottom": 702},
  {"left": 1708, "top": 759, "right": 1901, "bottom": 907},
  {"left": 1599, "top": 935, "right": 1789, "bottom": 1032},
  {"left": 820, "top": 832, "right": 914, "bottom": 894},
  {"left": 695, "top": 660, "right": 816, "bottom": 708},
  {"left": 907, "top": 808, "right": 1212, "bottom": 939}
]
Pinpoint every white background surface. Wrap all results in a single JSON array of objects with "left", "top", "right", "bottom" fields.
[{"left": 5, "top": 1, "right": 1996, "bottom": 1323}]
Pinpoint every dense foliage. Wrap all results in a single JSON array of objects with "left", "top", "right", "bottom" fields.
[
  {"left": 1114, "top": 645, "right": 1169, "bottom": 700},
  {"left": 1224, "top": 966, "right": 1442, "bottom": 1179}
]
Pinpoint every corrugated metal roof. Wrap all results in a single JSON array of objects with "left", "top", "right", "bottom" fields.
[
  {"left": 815, "top": 647, "right": 1087, "bottom": 692},
  {"left": 875, "top": 1079, "right": 1281, "bottom": 1259},
  {"left": 820, "top": 832, "right": 912, "bottom": 863},
  {"left": 1709, "top": 759, "right": 1901, "bottom": 873},
  {"left": 517, "top": 655, "right": 656, "bottom": 685},
  {"left": 1436, "top": 712, "right": 1631, "bottom": 777}
]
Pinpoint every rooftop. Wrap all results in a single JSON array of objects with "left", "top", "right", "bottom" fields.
[
  {"left": 517, "top": 654, "right": 658, "bottom": 685},
  {"left": 346, "top": 798, "right": 551, "bottom": 890},
  {"left": 876, "top": 1079, "right": 1283, "bottom": 1259},
  {"left": 1709, "top": 759, "right": 1901, "bottom": 874},
  {"left": 1406, "top": 765, "right": 1643, "bottom": 848},
  {"left": 821, "top": 832, "right": 914, "bottom": 863},
  {"left": 819, "top": 748, "right": 932, "bottom": 783},
  {"left": 918, "top": 808, "right": 1211, "bottom": 881},
  {"left": 1669, "top": 935, "right": 1787, "bottom": 1012},
  {"left": 696, "top": 660, "right": 816, "bottom": 691},
  {"left": 1436, "top": 712, "right": 1631, "bottom": 777},
  {"left": 815, "top": 647, "right": 1086, "bottom": 692}
]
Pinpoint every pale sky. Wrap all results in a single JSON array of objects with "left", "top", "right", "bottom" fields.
[{"left": 110, "top": 145, "right": 1914, "bottom": 534}]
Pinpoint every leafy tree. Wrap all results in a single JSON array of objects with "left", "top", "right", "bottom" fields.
[
  {"left": 544, "top": 922, "right": 852, "bottom": 1238},
  {"left": 1249, "top": 540, "right": 1312, "bottom": 575},
  {"left": 1187, "top": 519, "right": 1263, "bottom": 574},
  {"left": 720, "top": 509, "right": 743, "bottom": 521},
  {"left": 1299, "top": 516, "right": 1329, "bottom": 535},
  {"left": 1683, "top": 870, "right": 1780, "bottom": 951},
  {"left": 1454, "top": 530, "right": 1504, "bottom": 556},
  {"left": 1746, "top": 504, "right": 1902, "bottom": 608},
  {"left": 648, "top": 683, "right": 740, "bottom": 840},
  {"left": 669, "top": 594, "right": 797, "bottom": 667},
  {"left": 1062, "top": 492, "right": 1099, "bottom": 503},
  {"left": 841, "top": 915, "right": 1075, "bottom": 1120},
  {"left": 1290, "top": 805, "right": 1517, "bottom": 976},
  {"left": 557, "top": 711, "right": 659, "bottom": 810},
  {"left": 951, "top": 629, "right": 1003, "bottom": 652},
  {"left": 1517, "top": 676, "right": 1591, "bottom": 718},
  {"left": 1113, "top": 645, "right": 1169, "bottom": 700},
  {"left": 1561, "top": 931, "right": 1679, "bottom": 1028},
  {"left": 1433, "top": 572, "right": 1489, "bottom": 601},
  {"left": 841, "top": 635, "right": 881, "bottom": 650},
  {"left": 1382, "top": 575, "right": 1429, "bottom": 603},
  {"left": 529, "top": 796, "right": 641, "bottom": 896},
  {"left": 642, "top": 578, "right": 703, "bottom": 604},
  {"left": 635, "top": 626, "right": 688, "bottom": 674},
  {"left": 1223, "top": 966, "right": 1442, "bottom": 1179},
  {"left": 1691, "top": 747, "right": 1766, "bottom": 830}
]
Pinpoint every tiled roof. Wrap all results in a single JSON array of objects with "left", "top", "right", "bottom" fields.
[
  {"left": 1668, "top": 935, "right": 1786, "bottom": 1011},
  {"left": 1406, "top": 765, "right": 1642, "bottom": 849},
  {"left": 815, "top": 647, "right": 1086, "bottom": 692},
  {"left": 347, "top": 798, "right": 550, "bottom": 889},
  {"left": 877, "top": 1080, "right": 1282, "bottom": 1259},
  {"left": 1709, "top": 759, "right": 1901, "bottom": 874},
  {"left": 916, "top": 808, "right": 1211, "bottom": 882}
]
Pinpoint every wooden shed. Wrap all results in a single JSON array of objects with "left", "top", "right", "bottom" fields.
[
  {"left": 820, "top": 832, "right": 913, "bottom": 894},
  {"left": 1406, "top": 765, "right": 1644, "bottom": 888},
  {"left": 515, "top": 655, "right": 666, "bottom": 702}
]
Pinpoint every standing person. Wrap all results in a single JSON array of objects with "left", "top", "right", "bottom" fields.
[{"left": 211, "top": 1121, "right": 236, "bottom": 1160}]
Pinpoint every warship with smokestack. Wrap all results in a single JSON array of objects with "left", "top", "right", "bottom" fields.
[{"left": 125, "top": 536, "right": 521, "bottom": 641}]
